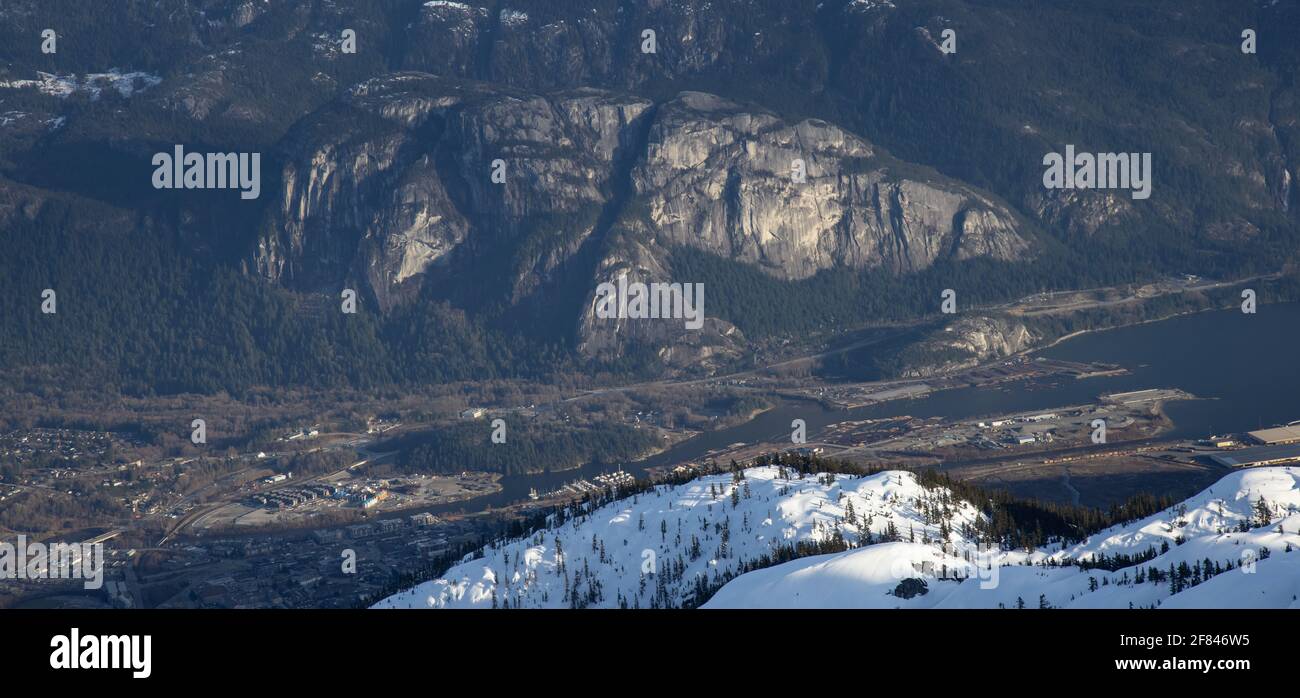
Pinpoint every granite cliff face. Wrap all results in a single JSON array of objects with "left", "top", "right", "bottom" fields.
[
  {"left": 897, "top": 316, "right": 1039, "bottom": 378},
  {"left": 625, "top": 92, "right": 1028, "bottom": 279},
  {"left": 253, "top": 77, "right": 1031, "bottom": 362},
  {"left": 254, "top": 76, "right": 653, "bottom": 311}
]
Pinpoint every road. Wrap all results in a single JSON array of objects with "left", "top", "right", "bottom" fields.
[{"left": 1006, "top": 273, "right": 1279, "bottom": 317}]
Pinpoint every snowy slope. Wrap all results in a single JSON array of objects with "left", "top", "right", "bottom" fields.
[
  {"left": 707, "top": 467, "right": 1300, "bottom": 609},
  {"left": 1160, "top": 554, "right": 1300, "bottom": 609},
  {"left": 375, "top": 467, "right": 985, "bottom": 609},
  {"left": 375, "top": 466, "right": 1300, "bottom": 609}
]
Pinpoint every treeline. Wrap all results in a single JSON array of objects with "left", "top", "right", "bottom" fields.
[
  {"left": 747, "top": 451, "right": 1176, "bottom": 550},
  {"left": 397, "top": 421, "right": 662, "bottom": 476},
  {"left": 0, "top": 488, "right": 122, "bottom": 535},
  {"left": 0, "top": 203, "right": 564, "bottom": 396},
  {"left": 667, "top": 245, "right": 1088, "bottom": 342},
  {"left": 671, "top": 237, "right": 1300, "bottom": 348},
  {"left": 273, "top": 450, "right": 355, "bottom": 478},
  {"left": 361, "top": 450, "right": 1187, "bottom": 609},
  {"left": 358, "top": 476, "right": 666, "bottom": 608}
]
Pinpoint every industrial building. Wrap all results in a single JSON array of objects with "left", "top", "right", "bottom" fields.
[
  {"left": 1209, "top": 443, "right": 1300, "bottom": 468},
  {"left": 1246, "top": 425, "right": 1300, "bottom": 445}
]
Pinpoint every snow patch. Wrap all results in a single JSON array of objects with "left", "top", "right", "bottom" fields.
[
  {"left": 500, "top": 9, "right": 529, "bottom": 27},
  {"left": 0, "top": 70, "right": 162, "bottom": 99}
]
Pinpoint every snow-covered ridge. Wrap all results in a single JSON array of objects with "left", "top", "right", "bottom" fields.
[
  {"left": 707, "top": 467, "right": 1300, "bottom": 609},
  {"left": 375, "top": 466, "right": 983, "bottom": 609},
  {"left": 375, "top": 466, "right": 1300, "bottom": 609}
]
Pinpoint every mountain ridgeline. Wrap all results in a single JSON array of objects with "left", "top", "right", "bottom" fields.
[
  {"left": 1, "top": 0, "right": 1298, "bottom": 393},
  {"left": 373, "top": 455, "right": 1300, "bottom": 610}
]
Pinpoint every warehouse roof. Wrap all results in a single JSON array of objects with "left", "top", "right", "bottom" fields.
[
  {"left": 1210, "top": 443, "right": 1300, "bottom": 468},
  {"left": 1247, "top": 425, "right": 1300, "bottom": 445}
]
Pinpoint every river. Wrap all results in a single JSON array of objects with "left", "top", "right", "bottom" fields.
[{"left": 424, "top": 302, "right": 1300, "bottom": 514}]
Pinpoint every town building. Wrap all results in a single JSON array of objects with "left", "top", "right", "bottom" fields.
[
  {"left": 1246, "top": 425, "right": 1300, "bottom": 445},
  {"left": 409, "top": 512, "right": 437, "bottom": 527},
  {"left": 1209, "top": 443, "right": 1300, "bottom": 468}
]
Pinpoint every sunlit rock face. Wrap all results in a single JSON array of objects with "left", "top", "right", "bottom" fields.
[{"left": 255, "top": 77, "right": 1031, "bottom": 363}]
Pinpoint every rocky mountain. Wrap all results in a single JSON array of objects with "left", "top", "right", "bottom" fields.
[
  {"left": 253, "top": 76, "right": 653, "bottom": 312},
  {"left": 623, "top": 92, "right": 1030, "bottom": 279},
  {"left": 1, "top": 0, "right": 1299, "bottom": 388},
  {"left": 251, "top": 73, "right": 1031, "bottom": 363},
  {"left": 893, "top": 315, "right": 1038, "bottom": 377}
]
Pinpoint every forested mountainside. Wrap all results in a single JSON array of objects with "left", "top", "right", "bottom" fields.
[{"left": 2, "top": 0, "right": 1298, "bottom": 393}]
